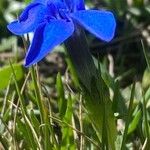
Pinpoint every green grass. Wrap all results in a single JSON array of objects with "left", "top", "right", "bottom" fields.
[{"left": 0, "top": 40, "right": 149, "bottom": 149}]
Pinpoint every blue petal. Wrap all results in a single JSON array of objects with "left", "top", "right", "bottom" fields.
[
  {"left": 65, "top": 0, "right": 85, "bottom": 11},
  {"left": 25, "top": 20, "right": 74, "bottom": 67},
  {"left": 32, "top": 0, "right": 48, "bottom": 4},
  {"left": 71, "top": 10, "right": 116, "bottom": 42},
  {"left": 7, "top": 3, "right": 46, "bottom": 35}
]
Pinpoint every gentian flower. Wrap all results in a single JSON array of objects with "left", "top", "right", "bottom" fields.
[{"left": 7, "top": 0, "right": 116, "bottom": 67}]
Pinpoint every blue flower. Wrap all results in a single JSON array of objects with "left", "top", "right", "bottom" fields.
[{"left": 7, "top": 0, "right": 116, "bottom": 67}]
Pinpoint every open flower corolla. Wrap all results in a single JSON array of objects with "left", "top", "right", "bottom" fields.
[{"left": 7, "top": 0, "right": 116, "bottom": 67}]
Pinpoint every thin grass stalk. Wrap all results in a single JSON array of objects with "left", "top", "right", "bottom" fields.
[
  {"left": 12, "top": 71, "right": 31, "bottom": 149},
  {"left": 41, "top": 85, "right": 59, "bottom": 148},
  {"left": 30, "top": 66, "right": 52, "bottom": 149},
  {"left": 48, "top": 102, "right": 59, "bottom": 149},
  {"left": 102, "top": 103, "right": 109, "bottom": 150},
  {"left": 99, "top": 92, "right": 109, "bottom": 150},
  {"left": 121, "top": 83, "right": 135, "bottom": 150},
  {"left": 49, "top": 115, "right": 101, "bottom": 149},
  {"left": 36, "top": 66, "right": 60, "bottom": 149},
  {"left": 142, "top": 138, "right": 148, "bottom": 150},
  {"left": 141, "top": 40, "right": 150, "bottom": 70},
  {"left": 142, "top": 94, "right": 150, "bottom": 139},
  {"left": 0, "top": 133, "right": 8, "bottom": 150},
  {"left": 22, "top": 35, "right": 50, "bottom": 148},
  {"left": 9, "top": 61, "right": 26, "bottom": 117},
  {"left": 1, "top": 78, "right": 11, "bottom": 117},
  {"left": 30, "top": 66, "right": 45, "bottom": 123},
  {"left": 79, "top": 95, "right": 84, "bottom": 150},
  {"left": 8, "top": 99, "right": 43, "bottom": 149},
  {"left": 0, "top": 116, "right": 14, "bottom": 137},
  {"left": 24, "top": 115, "right": 42, "bottom": 149},
  {"left": 9, "top": 92, "right": 16, "bottom": 116},
  {"left": 72, "top": 115, "right": 79, "bottom": 147},
  {"left": 10, "top": 62, "right": 37, "bottom": 150},
  {"left": 35, "top": 65, "right": 52, "bottom": 149},
  {"left": 98, "top": 62, "right": 109, "bottom": 149}
]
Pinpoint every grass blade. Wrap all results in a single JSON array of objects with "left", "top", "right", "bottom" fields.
[
  {"left": 121, "top": 82, "right": 135, "bottom": 150},
  {"left": 142, "top": 94, "right": 150, "bottom": 139},
  {"left": 141, "top": 40, "right": 150, "bottom": 70}
]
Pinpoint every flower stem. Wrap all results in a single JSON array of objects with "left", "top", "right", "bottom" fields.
[
  {"left": 65, "top": 25, "right": 97, "bottom": 91},
  {"left": 65, "top": 25, "right": 116, "bottom": 149}
]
